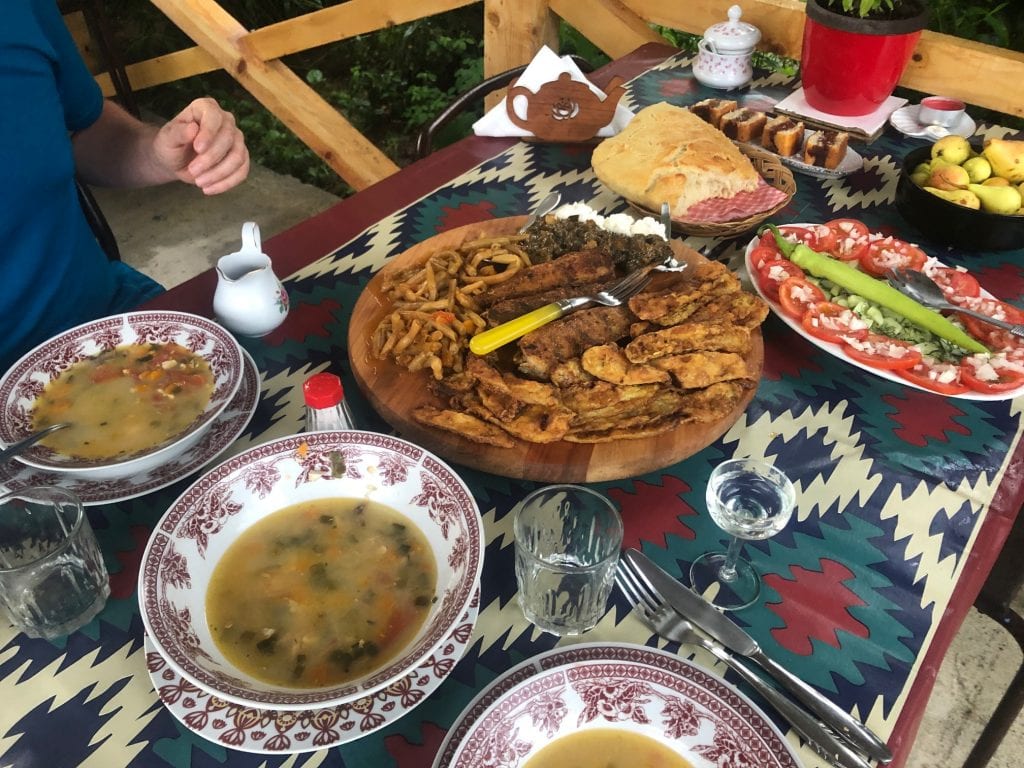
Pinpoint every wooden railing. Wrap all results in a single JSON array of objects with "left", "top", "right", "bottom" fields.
[{"left": 70, "top": 0, "right": 1024, "bottom": 192}]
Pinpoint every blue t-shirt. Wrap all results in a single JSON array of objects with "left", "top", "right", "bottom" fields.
[{"left": 0, "top": 1, "right": 142, "bottom": 371}]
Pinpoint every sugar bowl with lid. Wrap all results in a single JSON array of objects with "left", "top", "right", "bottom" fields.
[{"left": 693, "top": 5, "right": 762, "bottom": 90}]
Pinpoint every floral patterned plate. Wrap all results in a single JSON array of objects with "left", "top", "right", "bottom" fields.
[
  {"left": 0, "top": 311, "right": 244, "bottom": 478},
  {"left": 144, "top": 590, "right": 478, "bottom": 754},
  {"left": 139, "top": 430, "right": 484, "bottom": 710},
  {"left": 435, "top": 643, "right": 799, "bottom": 768},
  {"left": 0, "top": 348, "right": 259, "bottom": 506}
]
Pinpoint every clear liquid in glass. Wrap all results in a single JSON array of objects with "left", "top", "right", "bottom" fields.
[{"left": 708, "top": 468, "right": 796, "bottom": 541}]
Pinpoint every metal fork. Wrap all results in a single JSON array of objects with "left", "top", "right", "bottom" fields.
[
  {"left": 615, "top": 563, "right": 874, "bottom": 768},
  {"left": 469, "top": 268, "right": 652, "bottom": 355}
]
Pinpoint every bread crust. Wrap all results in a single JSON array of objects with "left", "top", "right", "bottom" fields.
[{"left": 592, "top": 103, "right": 761, "bottom": 218}]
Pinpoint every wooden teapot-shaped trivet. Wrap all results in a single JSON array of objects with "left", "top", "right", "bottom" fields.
[{"left": 505, "top": 72, "right": 626, "bottom": 142}]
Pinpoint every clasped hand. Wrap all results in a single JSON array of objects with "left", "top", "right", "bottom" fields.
[{"left": 153, "top": 97, "right": 250, "bottom": 195}]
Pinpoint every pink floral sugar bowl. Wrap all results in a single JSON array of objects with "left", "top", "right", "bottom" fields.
[{"left": 693, "top": 4, "right": 762, "bottom": 90}]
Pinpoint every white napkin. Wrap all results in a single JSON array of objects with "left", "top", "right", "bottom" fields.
[{"left": 473, "top": 46, "right": 634, "bottom": 138}]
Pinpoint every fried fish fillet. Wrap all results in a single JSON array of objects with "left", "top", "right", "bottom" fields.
[
  {"left": 629, "top": 266, "right": 738, "bottom": 322},
  {"left": 559, "top": 380, "right": 663, "bottom": 414},
  {"left": 476, "top": 386, "right": 523, "bottom": 422},
  {"left": 677, "top": 380, "right": 754, "bottom": 422},
  {"left": 581, "top": 343, "right": 670, "bottom": 385},
  {"left": 625, "top": 322, "right": 751, "bottom": 363},
  {"left": 517, "top": 306, "right": 634, "bottom": 380},
  {"left": 548, "top": 358, "right": 595, "bottom": 388},
  {"left": 412, "top": 406, "right": 515, "bottom": 448},
  {"left": 567, "top": 386, "right": 690, "bottom": 427},
  {"left": 481, "top": 249, "right": 616, "bottom": 307},
  {"left": 667, "top": 290, "right": 769, "bottom": 330},
  {"left": 651, "top": 351, "right": 752, "bottom": 389},
  {"left": 466, "top": 355, "right": 558, "bottom": 406},
  {"left": 463, "top": 399, "right": 573, "bottom": 443}
]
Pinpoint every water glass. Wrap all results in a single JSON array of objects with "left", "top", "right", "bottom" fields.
[
  {"left": 513, "top": 484, "right": 623, "bottom": 636},
  {"left": 0, "top": 487, "right": 110, "bottom": 639}
]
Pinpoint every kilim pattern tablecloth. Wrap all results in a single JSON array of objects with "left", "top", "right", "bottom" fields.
[{"left": 3, "top": 49, "right": 1024, "bottom": 768}]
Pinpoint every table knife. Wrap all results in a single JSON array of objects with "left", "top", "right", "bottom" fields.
[{"left": 625, "top": 548, "right": 893, "bottom": 764}]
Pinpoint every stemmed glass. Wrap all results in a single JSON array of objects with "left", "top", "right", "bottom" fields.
[{"left": 689, "top": 458, "right": 795, "bottom": 610}]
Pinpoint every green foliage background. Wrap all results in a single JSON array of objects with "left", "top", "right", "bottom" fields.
[{"left": 102, "top": 0, "right": 1023, "bottom": 198}]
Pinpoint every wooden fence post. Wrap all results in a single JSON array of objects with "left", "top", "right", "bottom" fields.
[{"left": 150, "top": 0, "right": 399, "bottom": 190}]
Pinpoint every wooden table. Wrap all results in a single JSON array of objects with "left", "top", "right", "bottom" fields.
[{"left": 2, "top": 43, "right": 1023, "bottom": 768}]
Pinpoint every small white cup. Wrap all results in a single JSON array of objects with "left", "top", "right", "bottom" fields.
[{"left": 917, "top": 96, "right": 966, "bottom": 128}]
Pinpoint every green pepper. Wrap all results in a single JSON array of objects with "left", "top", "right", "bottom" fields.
[{"left": 761, "top": 224, "right": 988, "bottom": 355}]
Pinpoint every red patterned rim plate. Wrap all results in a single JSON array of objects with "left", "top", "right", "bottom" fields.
[
  {"left": 138, "top": 430, "right": 484, "bottom": 710},
  {"left": 144, "top": 590, "right": 479, "bottom": 754},
  {"left": 434, "top": 642, "right": 799, "bottom": 768},
  {"left": 0, "top": 348, "right": 259, "bottom": 505},
  {"left": 0, "top": 311, "right": 245, "bottom": 478}
]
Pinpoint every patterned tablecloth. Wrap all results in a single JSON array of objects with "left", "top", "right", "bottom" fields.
[{"left": 3, "top": 44, "right": 1023, "bottom": 768}]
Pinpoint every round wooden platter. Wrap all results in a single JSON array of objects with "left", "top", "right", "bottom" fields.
[{"left": 347, "top": 216, "right": 763, "bottom": 483}]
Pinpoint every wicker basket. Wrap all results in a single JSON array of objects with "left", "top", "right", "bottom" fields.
[{"left": 629, "top": 143, "right": 797, "bottom": 239}]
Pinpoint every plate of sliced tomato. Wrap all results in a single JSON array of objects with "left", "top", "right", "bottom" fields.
[{"left": 745, "top": 220, "right": 1024, "bottom": 399}]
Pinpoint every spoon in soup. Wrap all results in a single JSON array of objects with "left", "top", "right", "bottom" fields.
[{"left": 0, "top": 422, "right": 71, "bottom": 464}]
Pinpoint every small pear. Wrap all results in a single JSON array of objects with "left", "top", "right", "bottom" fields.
[
  {"left": 931, "top": 135, "right": 972, "bottom": 165},
  {"left": 928, "top": 156, "right": 953, "bottom": 171},
  {"left": 962, "top": 156, "right": 992, "bottom": 183},
  {"left": 924, "top": 186, "right": 981, "bottom": 209},
  {"left": 926, "top": 164, "right": 971, "bottom": 191},
  {"left": 913, "top": 162, "right": 932, "bottom": 176},
  {"left": 969, "top": 183, "right": 1023, "bottom": 215},
  {"left": 910, "top": 171, "right": 930, "bottom": 187},
  {"left": 983, "top": 177, "right": 1011, "bottom": 187},
  {"left": 982, "top": 138, "right": 1024, "bottom": 183}
]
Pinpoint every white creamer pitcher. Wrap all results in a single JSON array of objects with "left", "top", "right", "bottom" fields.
[{"left": 213, "top": 222, "right": 289, "bottom": 337}]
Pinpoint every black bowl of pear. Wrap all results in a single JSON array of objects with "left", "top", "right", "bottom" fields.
[{"left": 895, "top": 136, "right": 1024, "bottom": 252}]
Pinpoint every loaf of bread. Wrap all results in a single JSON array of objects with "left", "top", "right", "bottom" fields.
[
  {"left": 592, "top": 103, "right": 761, "bottom": 219},
  {"left": 803, "top": 129, "right": 849, "bottom": 169},
  {"left": 689, "top": 98, "right": 738, "bottom": 129},
  {"left": 761, "top": 115, "right": 805, "bottom": 156},
  {"left": 719, "top": 108, "right": 767, "bottom": 142}
]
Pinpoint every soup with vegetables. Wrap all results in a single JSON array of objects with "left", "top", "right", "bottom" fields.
[
  {"left": 206, "top": 498, "right": 437, "bottom": 688},
  {"left": 31, "top": 342, "right": 214, "bottom": 460},
  {"left": 523, "top": 729, "right": 692, "bottom": 768}
]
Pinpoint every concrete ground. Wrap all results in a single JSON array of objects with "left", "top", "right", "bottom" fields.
[{"left": 93, "top": 169, "right": 1024, "bottom": 768}]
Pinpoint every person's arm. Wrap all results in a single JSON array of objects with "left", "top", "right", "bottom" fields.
[{"left": 71, "top": 98, "right": 250, "bottom": 195}]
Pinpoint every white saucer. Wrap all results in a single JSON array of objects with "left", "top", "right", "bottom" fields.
[
  {"left": 0, "top": 349, "right": 260, "bottom": 505},
  {"left": 889, "top": 104, "right": 977, "bottom": 139}
]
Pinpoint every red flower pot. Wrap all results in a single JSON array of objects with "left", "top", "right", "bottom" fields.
[{"left": 801, "top": 0, "right": 929, "bottom": 116}]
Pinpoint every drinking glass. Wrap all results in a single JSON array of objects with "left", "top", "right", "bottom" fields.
[
  {"left": 690, "top": 458, "right": 795, "bottom": 610},
  {"left": 0, "top": 487, "right": 110, "bottom": 639},
  {"left": 513, "top": 484, "right": 623, "bottom": 636}
]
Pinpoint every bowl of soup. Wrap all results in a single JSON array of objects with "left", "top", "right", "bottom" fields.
[
  {"left": 443, "top": 644, "right": 800, "bottom": 768},
  {"left": 0, "top": 311, "right": 244, "bottom": 480},
  {"left": 138, "top": 430, "right": 484, "bottom": 710}
]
